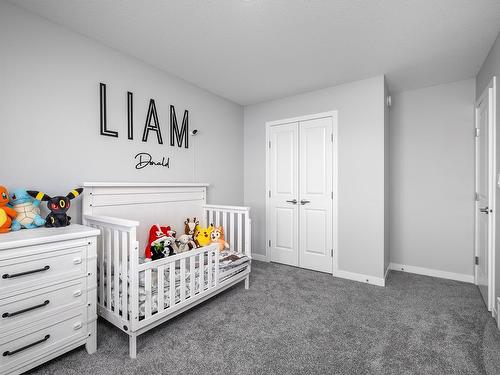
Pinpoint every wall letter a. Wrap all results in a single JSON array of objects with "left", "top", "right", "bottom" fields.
[{"left": 142, "top": 99, "right": 163, "bottom": 144}]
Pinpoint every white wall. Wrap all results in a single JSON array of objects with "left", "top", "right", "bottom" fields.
[
  {"left": 0, "top": 2, "right": 244, "bottom": 223},
  {"left": 390, "top": 79, "right": 475, "bottom": 278},
  {"left": 476, "top": 31, "right": 500, "bottom": 308},
  {"left": 244, "top": 76, "right": 387, "bottom": 281}
]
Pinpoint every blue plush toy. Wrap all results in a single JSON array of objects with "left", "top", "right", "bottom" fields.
[{"left": 10, "top": 189, "right": 45, "bottom": 230}]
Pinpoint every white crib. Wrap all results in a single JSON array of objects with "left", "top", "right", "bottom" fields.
[{"left": 81, "top": 183, "right": 251, "bottom": 358}]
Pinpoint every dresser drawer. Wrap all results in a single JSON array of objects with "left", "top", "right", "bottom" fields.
[
  {"left": 0, "top": 310, "right": 86, "bottom": 372},
  {"left": 0, "top": 279, "right": 86, "bottom": 332},
  {"left": 0, "top": 239, "right": 88, "bottom": 294}
]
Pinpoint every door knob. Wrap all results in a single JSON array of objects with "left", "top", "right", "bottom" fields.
[
  {"left": 286, "top": 199, "right": 297, "bottom": 204},
  {"left": 480, "top": 207, "right": 489, "bottom": 214},
  {"left": 300, "top": 199, "right": 311, "bottom": 205}
]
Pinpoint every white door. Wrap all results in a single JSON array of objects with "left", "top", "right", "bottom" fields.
[
  {"left": 268, "top": 122, "right": 299, "bottom": 266},
  {"left": 299, "top": 117, "right": 333, "bottom": 273},
  {"left": 475, "top": 93, "right": 491, "bottom": 309},
  {"left": 267, "top": 113, "right": 337, "bottom": 274}
]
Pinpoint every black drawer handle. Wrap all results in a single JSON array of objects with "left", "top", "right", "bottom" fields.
[
  {"left": 2, "top": 265, "right": 50, "bottom": 279},
  {"left": 3, "top": 334, "right": 50, "bottom": 356},
  {"left": 2, "top": 300, "right": 50, "bottom": 318}
]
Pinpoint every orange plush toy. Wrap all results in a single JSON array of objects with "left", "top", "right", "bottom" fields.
[
  {"left": 210, "top": 225, "right": 230, "bottom": 252},
  {"left": 0, "top": 186, "right": 17, "bottom": 233}
]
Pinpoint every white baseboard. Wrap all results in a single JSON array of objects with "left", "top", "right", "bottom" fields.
[
  {"left": 333, "top": 269, "right": 385, "bottom": 287},
  {"left": 496, "top": 298, "right": 500, "bottom": 330},
  {"left": 384, "top": 265, "right": 390, "bottom": 282},
  {"left": 251, "top": 253, "right": 270, "bottom": 262},
  {"left": 389, "top": 263, "right": 474, "bottom": 284}
]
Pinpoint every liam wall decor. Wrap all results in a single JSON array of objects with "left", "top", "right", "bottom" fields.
[
  {"left": 99, "top": 83, "right": 190, "bottom": 149},
  {"left": 99, "top": 82, "right": 189, "bottom": 169}
]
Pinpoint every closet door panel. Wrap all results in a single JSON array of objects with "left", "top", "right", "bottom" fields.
[
  {"left": 299, "top": 117, "right": 333, "bottom": 273},
  {"left": 268, "top": 123, "right": 299, "bottom": 266}
]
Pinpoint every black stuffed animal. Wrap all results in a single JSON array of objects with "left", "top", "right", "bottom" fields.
[
  {"left": 28, "top": 188, "right": 83, "bottom": 228},
  {"left": 150, "top": 236, "right": 175, "bottom": 260}
]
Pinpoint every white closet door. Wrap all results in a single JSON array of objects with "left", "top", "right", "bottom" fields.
[
  {"left": 298, "top": 117, "right": 333, "bottom": 273},
  {"left": 476, "top": 94, "right": 490, "bottom": 309},
  {"left": 268, "top": 122, "right": 299, "bottom": 266}
]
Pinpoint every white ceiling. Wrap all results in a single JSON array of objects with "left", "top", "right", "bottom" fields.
[{"left": 10, "top": 0, "right": 500, "bottom": 105}]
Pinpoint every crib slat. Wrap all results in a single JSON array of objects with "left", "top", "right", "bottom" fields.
[
  {"left": 145, "top": 269, "right": 152, "bottom": 319},
  {"left": 230, "top": 213, "right": 235, "bottom": 250},
  {"left": 169, "top": 262, "right": 175, "bottom": 308},
  {"left": 121, "top": 231, "right": 128, "bottom": 318},
  {"left": 199, "top": 253, "right": 205, "bottom": 292},
  {"left": 157, "top": 266, "right": 165, "bottom": 313},
  {"left": 106, "top": 228, "right": 112, "bottom": 308},
  {"left": 129, "top": 231, "right": 139, "bottom": 332},
  {"left": 214, "top": 250, "right": 219, "bottom": 286},
  {"left": 180, "top": 258, "right": 186, "bottom": 302},
  {"left": 190, "top": 256, "right": 195, "bottom": 298},
  {"left": 113, "top": 230, "right": 120, "bottom": 316},
  {"left": 208, "top": 250, "right": 213, "bottom": 287},
  {"left": 99, "top": 226, "right": 105, "bottom": 305},
  {"left": 222, "top": 212, "right": 227, "bottom": 241},
  {"left": 237, "top": 213, "right": 242, "bottom": 253},
  {"left": 245, "top": 213, "right": 251, "bottom": 256}
]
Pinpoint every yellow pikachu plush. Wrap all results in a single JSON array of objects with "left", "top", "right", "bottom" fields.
[
  {"left": 194, "top": 224, "right": 214, "bottom": 247},
  {"left": 211, "top": 225, "right": 230, "bottom": 252}
]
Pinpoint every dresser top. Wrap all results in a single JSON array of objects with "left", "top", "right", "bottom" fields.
[{"left": 0, "top": 224, "right": 100, "bottom": 250}]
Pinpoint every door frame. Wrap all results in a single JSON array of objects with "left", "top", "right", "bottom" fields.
[
  {"left": 474, "top": 77, "right": 496, "bottom": 313},
  {"left": 265, "top": 111, "right": 339, "bottom": 273}
]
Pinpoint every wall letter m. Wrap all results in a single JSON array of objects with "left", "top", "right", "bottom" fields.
[{"left": 170, "top": 105, "right": 189, "bottom": 148}]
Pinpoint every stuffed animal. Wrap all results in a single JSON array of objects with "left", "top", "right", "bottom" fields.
[
  {"left": 28, "top": 188, "right": 83, "bottom": 228},
  {"left": 210, "top": 225, "right": 230, "bottom": 252},
  {"left": 150, "top": 236, "right": 176, "bottom": 260},
  {"left": 145, "top": 224, "right": 171, "bottom": 259},
  {"left": 176, "top": 234, "right": 197, "bottom": 253},
  {"left": 0, "top": 186, "right": 17, "bottom": 233},
  {"left": 185, "top": 218, "right": 201, "bottom": 247},
  {"left": 10, "top": 189, "right": 45, "bottom": 230},
  {"left": 194, "top": 224, "right": 214, "bottom": 247},
  {"left": 184, "top": 218, "right": 199, "bottom": 235},
  {"left": 166, "top": 228, "right": 179, "bottom": 253}
]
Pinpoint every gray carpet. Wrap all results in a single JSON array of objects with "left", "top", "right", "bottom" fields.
[{"left": 28, "top": 261, "right": 500, "bottom": 375}]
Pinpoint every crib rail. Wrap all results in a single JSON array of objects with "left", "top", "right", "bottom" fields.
[
  {"left": 83, "top": 206, "right": 251, "bottom": 335},
  {"left": 136, "top": 244, "right": 220, "bottom": 326},
  {"left": 83, "top": 214, "right": 140, "bottom": 330},
  {"left": 203, "top": 205, "right": 251, "bottom": 257}
]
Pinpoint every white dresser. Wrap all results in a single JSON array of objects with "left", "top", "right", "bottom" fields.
[{"left": 0, "top": 225, "right": 100, "bottom": 375}]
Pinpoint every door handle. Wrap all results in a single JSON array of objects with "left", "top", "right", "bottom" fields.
[
  {"left": 286, "top": 199, "right": 298, "bottom": 204},
  {"left": 300, "top": 200, "right": 311, "bottom": 205},
  {"left": 480, "top": 207, "right": 489, "bottom": 214}
]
